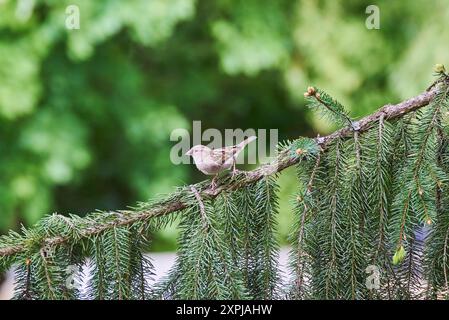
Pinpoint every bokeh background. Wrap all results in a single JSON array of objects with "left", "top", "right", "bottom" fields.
[{"left": 0, "top": 0, "right": 448, "bottom": 251}]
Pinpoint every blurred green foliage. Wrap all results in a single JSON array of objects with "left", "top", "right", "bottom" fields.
[{"left": 0, "top": 0, "right": 447, "bottom": 250}]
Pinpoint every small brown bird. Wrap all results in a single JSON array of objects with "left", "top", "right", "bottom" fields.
[{"left": 186, "top": 136, "right": 257, "bottom": 188}]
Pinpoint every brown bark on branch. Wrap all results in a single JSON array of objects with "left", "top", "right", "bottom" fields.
[{"left": 0, "top": 86, "right": 440, "bottom": 259}]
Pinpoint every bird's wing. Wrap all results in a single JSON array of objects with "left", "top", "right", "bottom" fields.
[
  {"left": 210, "top": 137, "right": 256, "bottom": 166},
  {"left": 210, "top": 146, "right": 238, "bottom": 165}
]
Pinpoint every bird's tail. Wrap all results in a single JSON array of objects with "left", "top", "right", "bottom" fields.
[
  {"left": 223, "top": 136, "right": 257, "bottom": 166},
  {"left": 237, "top": 136, "right": 257, "bottom": 149}
]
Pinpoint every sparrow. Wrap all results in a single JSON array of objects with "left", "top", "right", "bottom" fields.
[{"left": 186, "top": 136, "right": 257, "bottom": 188}]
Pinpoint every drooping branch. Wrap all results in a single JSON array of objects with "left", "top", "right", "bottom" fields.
[{"left": 0, "top": 85, "right": 441, "bottom": 259}]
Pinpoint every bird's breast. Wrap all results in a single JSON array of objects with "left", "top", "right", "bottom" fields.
[{"left": 192, "top": 157, "right": 223, "bottom": 175}]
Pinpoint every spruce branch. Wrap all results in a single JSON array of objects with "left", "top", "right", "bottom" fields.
[
  {"left": 290, "top": 151, "right": 322, "bottom": 298},
  {"left": 304, "top": 86, "right": 354, "bottom": 127},
  {"left": 0, "top": 83, "right": 443, "bottom": 261}
]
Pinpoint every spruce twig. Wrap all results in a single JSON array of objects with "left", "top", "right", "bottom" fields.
[{"left": 190, "top": 185, "right": 208, "bottom": 229}]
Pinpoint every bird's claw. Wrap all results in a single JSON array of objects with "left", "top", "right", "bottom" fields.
[{"left": 231, "top": 169, "right": 248, "bottom": 180}]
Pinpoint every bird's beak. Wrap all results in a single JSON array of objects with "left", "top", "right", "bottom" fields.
[{"left": 185, "top": 149, "right": 192, "bottom": 156}]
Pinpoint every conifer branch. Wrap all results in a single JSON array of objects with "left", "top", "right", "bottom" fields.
[
  {"left": 304, "top": 86, "right": 354, "bottom": 127},
  {"left": 0, "top": 84, "right": 442, "bottom": 260}
]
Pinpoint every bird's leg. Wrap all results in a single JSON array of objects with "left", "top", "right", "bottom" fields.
[
  {"left": 211, "top": 174, "right": 218, "bottom": 190},
  {"left": 231, "top": 157, "right": 238, "bottom": 179}
]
